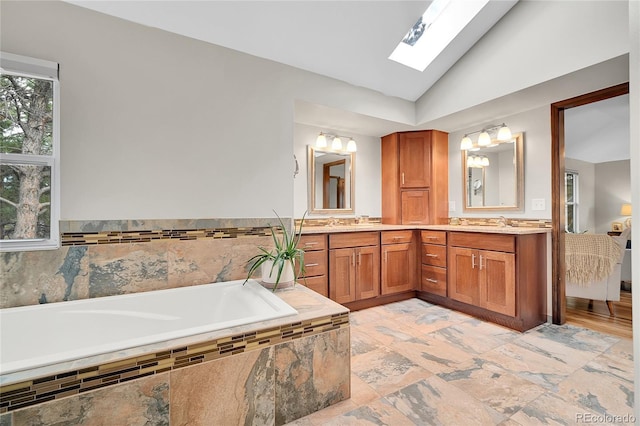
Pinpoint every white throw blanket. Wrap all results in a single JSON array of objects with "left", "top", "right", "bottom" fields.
[{"left": 565, "top": 233, "right": 624, "bottom": 286}]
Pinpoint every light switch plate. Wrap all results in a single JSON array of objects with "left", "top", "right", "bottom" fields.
[
  {"left": 449, "top": 201, "right": 456, "bottom": 212},
  {"left": 532, "top": 199, "right": 546, "bottom": 211}
]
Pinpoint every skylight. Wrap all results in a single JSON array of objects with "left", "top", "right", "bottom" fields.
[{"left": 389, "top": 0, "right": 490, "bottom": 72}]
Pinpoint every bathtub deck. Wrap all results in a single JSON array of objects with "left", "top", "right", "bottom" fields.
[{"left": 0, "top": 284, "right": 349, "bottom": 414}]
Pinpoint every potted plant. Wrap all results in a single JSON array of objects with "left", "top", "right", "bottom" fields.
[{"left": 244, "top": 212, "right": 306, "bottom": 291}]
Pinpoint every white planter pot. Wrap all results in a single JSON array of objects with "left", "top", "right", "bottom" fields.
[{"left": 260, "top": 259, "right": 295, "bottom": 290}]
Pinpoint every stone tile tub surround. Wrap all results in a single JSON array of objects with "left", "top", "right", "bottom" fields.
[
  {"left": 0, "top": 286, "right": 351, "bottom": 425},
  {"left": 0, "top": 217, "right": 287, "bottom": 309}
]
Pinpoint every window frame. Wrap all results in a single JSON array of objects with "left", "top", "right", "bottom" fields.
[
  {"left": 0, "top": 52, "right": 60, "bottom": 252},
  {"left": 564, "top": 170, "right": 579, "bottom": 233}
]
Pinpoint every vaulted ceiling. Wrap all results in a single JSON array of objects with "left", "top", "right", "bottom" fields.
[
  {"left": 65, "top": 0, "right": 630, "bottom": 162},
  {"left": 66, "top": 0, "right": 516, "bottom": 101}
]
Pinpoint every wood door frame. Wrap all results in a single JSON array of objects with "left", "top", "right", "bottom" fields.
[{"left": 550, "top": 82, "right": 629, "bottom": 324}]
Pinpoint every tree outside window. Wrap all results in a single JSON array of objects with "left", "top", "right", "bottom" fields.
[{"left": 0, "top": 53, "right": 59, "bottom": 251}]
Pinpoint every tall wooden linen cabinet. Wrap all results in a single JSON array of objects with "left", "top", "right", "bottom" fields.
[{"left": 381, "top": 130, "right": 449, "bottom": 225}]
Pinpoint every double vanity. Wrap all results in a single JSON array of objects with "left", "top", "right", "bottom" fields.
[
  {"left": 299, "top": 224, "right": 549, "bottom": 332},
  {"left": 302, "top": 129, "right": 547, "bottom": 332}
]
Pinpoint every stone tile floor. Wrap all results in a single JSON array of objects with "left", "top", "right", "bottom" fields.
[{"left": 286, "top": 298, "right": 635, "bottom": 425}]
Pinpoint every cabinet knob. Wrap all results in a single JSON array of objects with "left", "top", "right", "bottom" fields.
[
  {"left": 305, "top": 263, "right": 319, "bottom": 267},
  {"left": 425, "top": 253, "right": 438, "bottom": 258},
  {"left": 425, "top": 278, "right": 438, "bottom": 283}
]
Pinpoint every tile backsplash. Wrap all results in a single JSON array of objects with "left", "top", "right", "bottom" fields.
[{"left": 1, "top": 218, "right": 278, "bottom": 309}]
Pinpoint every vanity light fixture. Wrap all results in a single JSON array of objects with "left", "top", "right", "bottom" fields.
[
  {"left": 466, "top": 155, "right": 490, "bottom": 168},
  {"left": 315, "top": 132, "right": 357, "bottom": 152},
  {"left": 459, "top": 123, "right": 512, "bottom": 150}
]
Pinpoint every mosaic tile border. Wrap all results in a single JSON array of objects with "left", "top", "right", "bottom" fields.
[
  {"left": 0, "top": 312, "right": 350, "bottom": 414},
  {"left": 296, "top": 217, "right": 382, "bottom": 227},
  {"left": 448, "top": 217, "right": 552, "bottom": 228},
  {"left": 298, "top": 217, "right": 551, "bottom": 228},
  {"left": 61, "top": 227, "right": 273, "bottom": 246}
]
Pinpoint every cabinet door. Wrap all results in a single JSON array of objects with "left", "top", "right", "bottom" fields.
[
  {"left": 399, "top": 132, "right": 431, "bottom": 188},
  {"left": 479, "top": 251, "right": 516, "bottom": 316},
  {"left": 448, "top": 247, "right": 479, "bottom": 305},
  {"left": 401, "top": 190, "right": 430, "bottom": 224},
  {"left": 356, "top": 246, "right": 380, "bottom": 300},
  {"left": 329, "top": 248, "right": 357, "bottom": 304},
  {"left": 381, "top": 243, "right": 415, "bottom": 295}
]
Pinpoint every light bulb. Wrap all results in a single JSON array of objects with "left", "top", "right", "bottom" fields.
[
  {"left": 316, "top": 132, "right": 327, "bottom": 148},
  {"left": 478, "top": 131, "right": 491, "bottom": 146},
  {"left": 331, "top": 136, "right": 342, "bottom": 150},
  {"left": 460, "top": 136, "right": 473, "bottom": 150},
  {"left": 497, "top": 124, "right": 512, "bottom": 141},
  {"left": 481, "top": 157, "right": 490, "bottom": 167},
  {"left": 346, "top": 138, "right": 357, "bottom": 152}
]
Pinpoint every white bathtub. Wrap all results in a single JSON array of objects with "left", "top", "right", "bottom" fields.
[{"left": 0, "top": 279, "right": 297, "bottom": 375}]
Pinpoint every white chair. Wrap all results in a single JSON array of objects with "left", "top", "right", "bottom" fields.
[{"left": 565, "top": 227, "right": 630, "bottom": 315}]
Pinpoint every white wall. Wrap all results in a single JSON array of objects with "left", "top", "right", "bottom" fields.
[
  {"left": 293, "top": 123, "right": 381, "bottom": 219},
  {"left": 448, "top": 106, "right": 551, "bottom": 218},
  {"left": 565, "top": 158, "right": 596, "bottom": 233},
  {"left": 416, "top": 0, "right": 629, "bottom": 125},
  {"left": 0, "top": 0, "right": 410, "bottom": 221},
  {"left": 594, "top": 160, "right": 632, "bottom": 233}
]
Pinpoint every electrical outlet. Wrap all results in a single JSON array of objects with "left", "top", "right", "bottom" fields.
[
  {"left": 449, "top": 201, "right": 456, "bottom": 212},
  {"left": 532, "top": 199, "right": 546, "bottom": 211}
]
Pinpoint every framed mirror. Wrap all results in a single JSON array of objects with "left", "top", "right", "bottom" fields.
[
  {"left": 307, "top": 145, "right": 355, "bottom": 214},
  {"left": 463, "top": 132, "right": 524, "bottom": 211}
]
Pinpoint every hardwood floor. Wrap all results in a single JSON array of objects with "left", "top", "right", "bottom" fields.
[{"left": 566, "top": 290, "right": 633, "bottom": 339}]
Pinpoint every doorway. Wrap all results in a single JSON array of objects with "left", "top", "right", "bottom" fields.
[{"left": 551, "top": 82, "right": 630, "bottom": 325}]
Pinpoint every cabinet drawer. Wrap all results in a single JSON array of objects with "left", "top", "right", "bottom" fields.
[
  {"left": 449, "top": 232, "right": 515, "bottom": 253},
  {"left": 299, "top": 234, "right": 327, "bottom": 251},
  {"left": 300, "top": 250, "right": 327, "bottom": 277},
  {"left": 422, "top": 244, "right": 447, "bottom": 267},
  {"left": 421, "top": 230, "right": 446, "bottom": 245},
  {"left": 381, "top": 230, "right": 414, "bottom": 245},
  {"left": 300, "top": 275, "right": 328, "bottom": 297},
  {"left": 421, "top": 265, "right": 447, "bottom": 296},
  {"left": 329, "top": 232, "right": 379, "bottom": 249}
]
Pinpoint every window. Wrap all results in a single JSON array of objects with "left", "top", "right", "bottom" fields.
[
  {"left": 0, "top": 52, "right": 60, "bottom": 251},
  {"left": 565, "top": 171, "right": 579, "bottom": 233}
]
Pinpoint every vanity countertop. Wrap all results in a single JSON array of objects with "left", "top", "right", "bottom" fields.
[{"left": 301, "top": 224, "right": 551, "bottom": 235}]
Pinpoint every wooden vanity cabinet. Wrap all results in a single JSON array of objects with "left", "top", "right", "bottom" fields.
[
  {"left": 446, "top": 232, "right": 546, "bottom": 331},
  {"left": 381, "top": 230, "right": 417, "bottom": 295},
  {"left": 381, "top": 130, "right": 448, "bottom": 225},
  {"left": 298, "top": 234, "right": 328, "bottom": 297},
  {"left": 329, "top": 232, "right": 380, "bottom": 304},
  {"left": 420, "top": 230, "right": 447, "bottom": 297}
]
